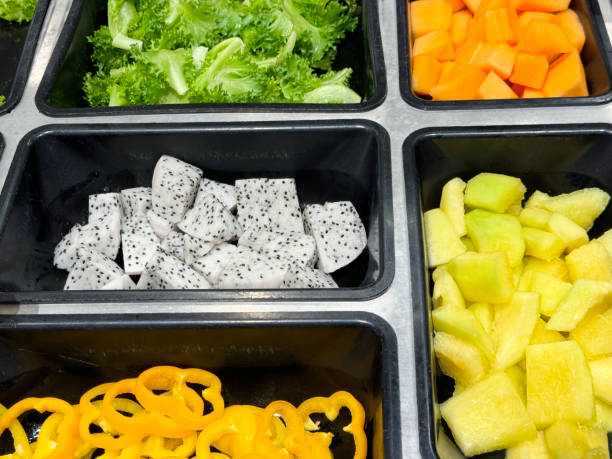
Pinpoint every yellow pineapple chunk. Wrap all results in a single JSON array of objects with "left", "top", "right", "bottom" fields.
[
  {"left": 522, "top": 271, "right": 572, "bottom": 317},
  {"left": 506, "top": 365, "right": 527, "bottom": 404},
  {"left": 512, "top": 261, "right": 524, "bottom": 287},
  {"left": 424, "top": 208, "right": 466, "bottom": 267},
  {"left": 461, "top": 236, "right": 476, "bottom": 252},
  {"left": 523, "top": 228, "right": 565, "bottom": 261},
  {"left": 520, "top": 207, "right": 552, "bottom": 229},
  {"left": 571, "top": 307, "right": 612, "bottom": 358},
  {"left": 507, "top": 202, "right": 523, "bottom": 217},
  {"left": 546, "top": 279, "right": 612, "bottom": 332},
  {"left": 448, "top": 251, "right": 515, "bottom": 304},
  {"left": 525, "top": 190, "right": 551, "bottom": 209},
  {"left": 466, "top": 209, "right": 525, "bottom": 267},
  {"left": 542, "top": 188, "right": 610, "bottom": 230},
  {"left": 464, "top": 173, "right": 527, "bottom": 214},
  {"left": 468, "top": 303, "right": 493, "bottom": 334},
  {"left": 593, "top": 400, "right": 612, "bottom": 432},
  {"left": 589, "top": 356, "right": 612, "bottom": 405},
  {"left": 526, "top": 341, "right": 594, "bottom": 428},
  {"left": 492, "top": 292, "right": 539, "bottom": 370},
  {"left": 566, "top": 240, "right": 612, "bottom": 282},
  {"left": 432, "top": 265, "right": 466, "bottom": 309},
  {"left": 530, "top": 317, "right": 565, "bottom": 345},
  {"left": 546, "top": 212, "right": 589, "bottom": 252},
  {"left": 597, "top": 229, "right": 612, "bottom": 257},
  {"left": 506, "top": 431, "right": 553, "bottom": 459},
  {"left": 434, "top": 331, "right": 488, "bottom": 386},
  {"left": 432, "top": 304, "right": 496, "bottom": 360},
  {"left": 440, "top": 177, "right": 467, "bottom": 237},
  {"left": 544, "top": 421, "right": 609, "bottom": 459},
  {"left": 440, "top": 372, "right": 537, "bottom": 456},
  {"left": 522, "top": 257, "right": 570, "bottom": 283}
]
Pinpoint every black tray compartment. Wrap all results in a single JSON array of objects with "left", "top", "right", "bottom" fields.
[
  {"left": 0, "top": 120, "right": 393, "bottom": 303},
  {"left": 403, "top": 125, "right": 612, "bottom": 457},
  {"left": 35, "top": 0, "right": 386, "bottom": 116},
  {"left": 0, "top": 0, "right": 49, "bottom": 115},
  {"left": 397, "top": 0, "right": 612, "bottom": 109},
  {"left": 0, "top": 312, "right": 401, "bottom": 459}
]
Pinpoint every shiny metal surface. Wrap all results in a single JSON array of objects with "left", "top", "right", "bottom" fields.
[{"left": 2, "top": 0, "right": 612, "bottom": 457}]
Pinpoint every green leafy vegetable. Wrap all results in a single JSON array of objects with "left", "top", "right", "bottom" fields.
[
  {"left": 0, "top": 0, "right": 36, "bottom": 22},
  {"left": 84, "top": 0, "right": 361, "bottom": 106},
  {"left": 0, "top": 95, "right": 5, "bottom": 105}
]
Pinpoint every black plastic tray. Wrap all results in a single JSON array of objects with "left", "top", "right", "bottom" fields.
[
  {"left": 0, "top": 0, "right": 49, "bottom": 116},
  {"left": 35, "top": 0, "right": 386, "bottom": 116},
  {"left": 397, "top": 0, "right": 612, "bottom": 109},
  {"left": 0, "top": 311, "right": 402, "bottom": 459},
  {"left": 0, "top": 120, "right": 393, "bottom": 304},
  {"left": 404, "top": 125, "right": 612, "bottom": 458}
]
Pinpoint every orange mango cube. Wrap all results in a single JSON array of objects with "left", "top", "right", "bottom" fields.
[
  {"left": 509, "top": 52, "right": 549, "bottom": 89},
  {"left": 555, "top": 9, "right": 585, "bottom": 52},
  {"left": 472, "top": 42, "right": 516, "bottom": 79},
  {"left": 412, "top": 54, "right": 443, "bottom": 95},
  {"left": 410, "top": 0, "right": 453, "bottom": 38},
  {"left": 518, "top": 11, "right": 555, "bottom": 34},
  {"left": 516, "top": 20, "right": 573, "bottom": 55},
  {"left": 444, "top": 0, "right": 467, "bottom": 11},
  {"left": 451, "top": 10, "right": 473, "bottom": 45},
  {"left": 522, "top": 88, "right": 544, "bottom": 97},
  {"left": 485, "top": 8, "right": 516, "bottom": 43},
  {"left": 513, "top": 0, "right": 570, "bottom": 12},
  {"left": 477, "top": 71, "right": 519, "bottom": 99},
  {"left": 541, "top": 50, "right": 588, "bottom": 97},
  {"left": 413, "top": 30, "right": 455, "bottom": 61},
  {"left": 430, "top": 65, "right": 488, "bottom": 100}
]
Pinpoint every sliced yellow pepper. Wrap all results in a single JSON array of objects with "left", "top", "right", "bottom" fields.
[{"left": 0, "top": 402, "right": 32, "bottom": 459}]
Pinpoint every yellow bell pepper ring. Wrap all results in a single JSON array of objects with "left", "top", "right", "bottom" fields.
[
  {"left": 141, "top": 432, "right": 198, "bottom": 458},
  {"left": 0, "top": 403, "right": 32, "bottom": 459},
  {"left": 257, "top": 400, "right": 308, "bottom": 458}
]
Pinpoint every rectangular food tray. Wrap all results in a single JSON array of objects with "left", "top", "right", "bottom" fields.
[{"left": 404, "top": 124, "right": 612, "bottom": 457}]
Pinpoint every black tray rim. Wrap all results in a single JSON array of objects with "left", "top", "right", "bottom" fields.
[
  {"left": 0, "top": 119, "right": 395, "bottom": 304},
  {"left": 0, "top": 0, "right": 51, "bottom": 116},
  {"left": 403, "top": 123, "right": 612, "bottom": 458},
  {"left": 396, "top": 0, "right": 612, "bottom": 110},
  {"left": 34, "top": 0, "right": 387, "bottom": 116}
]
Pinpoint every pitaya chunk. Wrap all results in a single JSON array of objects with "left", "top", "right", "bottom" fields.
[
  {"left": 184, "top": 234, "right": 214, "bottom": 265},
  {"left": 89, "top": 193, "right": 122, "bottom": 222},
  {"left": 135, "top": 271, "right": 166, "bottom": 289},
  {"left": 121, "top": 187, "right": 152, "bottom": 217},
  {"left": 160, "top": 230, "right": 185, "bottom": 261},
  {"left": 195, "top": 178, "right": 236, "bottom": 212},
  {"left": 235, "top": 178, "right": 273, "bottom": 232},
  {"left": 101, "top": 274, "right": 137, "bottom": 290},
  {"left": 281, "top": 266, "right": 338, "bottom": 288},
  {"left": 239, "top": 226, "right": 315, "bottom": 269},
  {"left": 216, "top": 247, "right": 288, "bottom": 289},
  {"left": 143, "top": 247, "right": 211, "bottom": 289},
  {"left": 303, "top": 201, "right": 367, "bottom": 274},
  {"left": 147, "top": 210, "right": 172, "bottom": 240},
  {"left": 121, "top": 214, "right": 161, "bottom": 275},
  {"left": 178, "top": 193, "right": 239, "bottom": 243},
  {"left": 64, "top": 247, "right": 125, "bottom": 290},
  {"left": 152, "top": 155, "right": 202, "bottom": 223},
  {"left": 53, "top": 223, "right": 84, "bottom": 271},
  {"left": 191, "top": 243, "right": 237, "bottom": 285}
]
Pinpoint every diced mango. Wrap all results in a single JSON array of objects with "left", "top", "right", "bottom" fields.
[
  {"left": 542, "top": 188, "right": 610, "bottom": 230},
  {"left": 542, "top": 50, "right": 588, "bottom": 98},
  {"left": 525, "top": 190, "right": 551, "bottom": 208},
  {"left": 589, "top": 356, "right": 612, "bottom": 405},
  {"left": 510, "top": 53, "right": 549, "bottom": 89},
  {"left": 411, "top": 55, "right": 442, "bottom": 95},
  {"left": 468, "top": 302, "right": 494, "bottom": 333},
  {"left": 410, "top": 0, "right": 453, "bottom": 37},
  {"left": 477, "top": 70, "right": 519, "bottom": 99},
  {"left": 455, "top": 36, "right": 484, "bottom": 64},
  {"left": 448, "top": 251, "right": 515, "bottom": 303},
  {"left": 434, "top": 331, "right": 489, "bottom": 386},
  {"left": 492, "top": 292, "right": 539, "bottom": 369},
  {"left": 413, "top": 30, "right": 455, "bottom": 60},
  {"left": 440, "top": 177, "right": 467, "bottom": 237},
  {"left": 555, "top": 9, "right": 585, "bottom": 52},
  {"left": 463, "top": 0, "right": 482, "bottom": 13},
  {"left": 566, "top": 240, "right": 612, "bottom": 282},
  {"left": 432, "top": 304, "right": 496, "bottom": 359},
  {"left": 513, "top": 0, "right": 570, "bottom": 12},
  {"left": 472, "top": 42, "right": 516, "bottom": 79},
  {"left": 424, "top": 208, "right": 466, "bottom": 267},
  {"left": 485, "top": 8, "right": 516, "bottom": 42},
  {"left": 430, "top": 64, "right": 487, "bottom": 100},
  {"left": 593, "top": 400, "right": 612, "bottom": 432},
  {"left": 518, "top": 11, "right": 555, "bottom": 33},
  {"left": 526, "top": 341, "right": 594, "bottom": 428},
  {"left": 432, "top": 265, "right": 466, "bottom": 308},
  {"left": 523, "top": 227, "right": 565, "bottom": 260},
  {"left": 444, "top": 0, "right": 466, "bottom": 11},
  {"left": 451, "top": 9, "right": 472, "bottom": 45},
  {"left": 467, "top": 15, "right": 487, "bottom": 41},
  {"left": 519, "top": 207, "right": 552, "bottom": 229},
  {"left": 521, "top": 256, "right": 570, "bottom": 282},
  {"left": 441, "top": 372, "right": 537, "bottom": 456},
  {"left": 546, "top": 279, "right": 612, "bottom": 331},
  {"left": 530, "top": 316, "right": 565, "bottom": 344},
  {"left": 439, "top": 61, "right": 458, "bottom": 83},
  {"left": 523, "top": 88, "right": 545, "bottom": 98},
  {"left": 465, "top": 209, "right": 525, "bottom": 266},
  {"left": 570, "top": 307, "right": 612, "bottom": 359},
  {"left": 464, "top": 172, "right": 527, "bottom": 213},
  {"left": 523, "top": 270, "right": 572, "bottom": 316},
  {"left": 544, "top": 421, "right": 608, "bottom": 459},
  {"left": 516, "top": 20, "right": 573, "bottom": 55},
  {"left": 546, "top": 212, "right": 589, "bottom": 252},
  {"left": 506, "top": 431, "right": 553, "bottom": 459}
]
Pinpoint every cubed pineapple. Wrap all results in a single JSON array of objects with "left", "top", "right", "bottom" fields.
[
  {"left": 461, "top": 236, "right": 476, "bottom": 252},
  {"left": 520, "top": 207, "right": 552, "bottom": 229},
  {"left": 492, "top": 292, "right": 539, "bottom": 370},
  {"left": 589, "top": 356, "right": 612, "bottom": 405},
  {"left": 448, "top": 252, "right": 515, "bottom": 304},
  {"left": 597, "top": 229, "right": 612, "bottom": 257},
  {"left": 506, "top": 431, "right": 553, "bottom": 459},
  {"left": 432, "top": 265, "right": 466, "bottom": 309},
  {"left": 526, "top": 341, "right": 594, "bottom": 428},
  {"left": 424, "top": 208, "right": 466, "bottom": 267},
  {"left": 440, "top": 372, "right": 537, "bottom": 456},
  {"left": 546, "top": 212, "right": 589, "bottom": 252},
  {"left": 468, "top": 303, "right": 493, "bottom": 334},
  {"left": 466, "top": 209, "right": 525, "bottom": 267},
  {"left": 506, "top": 365, "right": 527, "bottom": 404},
  {"left": 434, "top": 331, "right": 488, "bottom": 386},
  {"left": 523, "top": 227, "right": 566, "bottom": 261},
  {"left": 440, "top": 177, "right": 467, "bottom": 237},
  {"left": 464, "top": 173, "right": 527, "bottom": 214},
  {"left": 432, "top": 304, "right": 496, "bottom": 360},
  {"left": 525, "top": 190, "right": 551, "bottom": 209},
  {"left": 523, "top": 271, "right": 572, "bottom": 317},
  {"left": 542, "top": 188, "right": 610, "bottom": 230},
  {"left": 593, "top": 399, "right": 612, "bottom": 432},
  {"left": 546, "top": 279, "right": 612, "bottom": 332},
  {"left": 571, "top": 307, "right": 612, "bottom": 358},
  {"left": 544, "top": 421, "right": 609, "bottom": 459},
  {"left": 566, "top": 240, "right": 612, "bottom": 282},
  {"left": 522, "top": 257, "right": 570, "bottom": 283},
  {"left": 530, "top": 317, "right": 565, "bottom": 345},
  {"left": 507, "top": 202, "right": 523, "bottom": 217}
]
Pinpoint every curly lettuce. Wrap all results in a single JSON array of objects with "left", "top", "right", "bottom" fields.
[{"left": 0, "top": 0, "right": 36, "bottom": 22}]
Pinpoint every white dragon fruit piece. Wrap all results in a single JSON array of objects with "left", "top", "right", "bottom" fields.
[
  {"left": 142, "top": 247, "right": 211, "bottom": 289},
  {"left": 160, "top": 230, "right": 185, "bottom": 261},
  {"left": 147, "top": 210, "right": 172, "bottom": 240},
  {"left": 178, "top": 193, "right": 239, "bottom": 243},
  {"left": 64, "top": 247, "right": 125, "bottom": 290},
  {"left": 195, "top": 178, "right": 236, "bottom": 212},
  {"left": 152, "top": 155, "right": 203, "bottom": 224},
  {"left": 121, "top": 213, "right": 161, "bottom": 275},
  {"left": 135, "top": 270, "right": 166, "bottom": 289},
  {"left": 303, "top": 201, "right": 367, "bottom": 274},
  {"left": 216, "top": 247, "right": 288, "bottom": 289},
  {"left": 89, "top": 193, "right": 123, "bottom": 222},
  {"left": 121, "top": 187, "right": 152, "bottom": 217},
  {"left": 238, "top": 226, "right": 315, "bottom": 269},
  {"left": 235, "top": 178, "right": 273, "bottom": 231},
  {"left": 101, "top": 274, "right": 137, "bottom": 290},
  {"left": 191, "top": 243, "right": 237, "bottom": 285},
  {"left": 281, "top": 266, "right": 338, "bottom": 288},
  {"left": 184, "top": 234, "right": 214, "bottom": 265}
]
